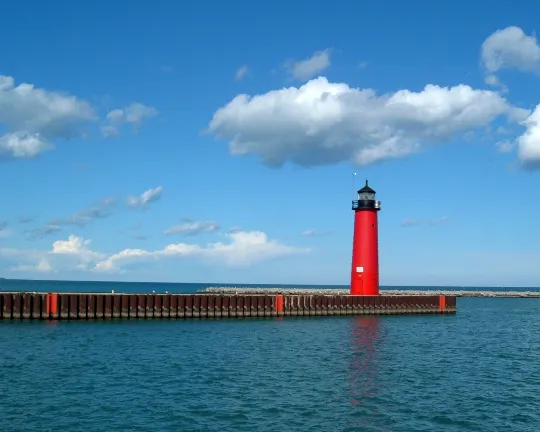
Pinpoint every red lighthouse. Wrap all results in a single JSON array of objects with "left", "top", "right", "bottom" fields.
[{"left": 350, "top": 180, "right": 381, "bottom": 296}]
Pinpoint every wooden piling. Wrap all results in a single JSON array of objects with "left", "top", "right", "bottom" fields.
[{"left": 0, "top": 292, "right": 457, "bottom": 321}]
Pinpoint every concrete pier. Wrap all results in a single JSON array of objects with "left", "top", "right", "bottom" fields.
[
  {"left": 0, "top": 292, "right": 456, "bottom": 320},
  {"left": 202, "top": 287, "right": 540, "bottom": 298}
]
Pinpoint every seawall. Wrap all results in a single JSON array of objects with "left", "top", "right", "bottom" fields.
[{"left": 0, "top": 292, "right": 456, "bottom": 320}]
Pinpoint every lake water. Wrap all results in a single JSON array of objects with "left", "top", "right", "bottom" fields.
[{"left": 0, "top": 280, "right": 539, "bottom": 431}]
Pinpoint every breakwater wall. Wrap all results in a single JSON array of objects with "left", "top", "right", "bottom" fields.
[
  {"left": 202, "top": 287, "right": 540, "bottom": 298},
  {"left": 0, "top": 292, "right": 455, "bottom": 320}
]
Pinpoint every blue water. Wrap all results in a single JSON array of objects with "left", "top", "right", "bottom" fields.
[
  {"left": 1, "top": 280, "right": 539, "bottom": 431},
  {"left": 1, "top": 278, "right": 539, "bottom": 294}
]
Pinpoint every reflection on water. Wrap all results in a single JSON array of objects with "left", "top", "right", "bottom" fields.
[
  {"left": 46, "top": 320, "right": 58, "bottom": 329},
  {"left": 348, "top": 316, "right": 382, "bottom": 406}
]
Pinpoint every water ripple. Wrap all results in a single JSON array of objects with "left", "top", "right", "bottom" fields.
[{"left": 0, "top": 298, "right": 539, "bottom": 431}]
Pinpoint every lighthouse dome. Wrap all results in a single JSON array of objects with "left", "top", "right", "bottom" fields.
[{"left": 357, "top": 179, "right": 375, "bottom": 195}]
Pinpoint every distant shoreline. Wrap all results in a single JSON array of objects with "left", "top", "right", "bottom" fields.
[{"left": 0, "top": 278, "right": 538, "bottom": 291}]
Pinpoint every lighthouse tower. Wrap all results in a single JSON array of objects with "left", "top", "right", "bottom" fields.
[{"left": 350, "top": 180, "right": 381, "bottom": 296}]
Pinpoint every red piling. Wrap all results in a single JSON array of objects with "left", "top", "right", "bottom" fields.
[
  {"left": 275, "top": 295, "right": 284, "bottom": 315},
  {"left": 46, "top": 293, "right": 58, "bottom": 318},
  {"left": 439, "top": 295, "right": 446, "bottom": 312}
]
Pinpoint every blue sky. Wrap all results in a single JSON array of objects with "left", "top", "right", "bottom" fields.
[{"left": 0, "top": 0, "right": 539, "bottom": 287}]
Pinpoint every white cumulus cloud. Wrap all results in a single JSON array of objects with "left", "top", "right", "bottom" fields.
[
  {"left": 208, "top": 77, "right": 528, "bottom": 168},
  {"left": 50, "top": 235, "right": 105, "bottom": 271},
  {"left": 0, "top": 231, "right": 309, "bottom": 274},
  {"left": 94, "top": 230, "right": 309, "bottom": 273},
  {"left": 52, "top": 235, "right": 104, "bottom": 259},
  {"left": 3, "top": 235, "right": 103, "bottom": 273},
  {"left": 516, "top": 104, "right": 540, "bottom": 168},
  {"left": 482, "top": 26, "right": 540, "bottom": 76},
  {"left": 0, "top": 75, "right": 95, "bottom": 160}
]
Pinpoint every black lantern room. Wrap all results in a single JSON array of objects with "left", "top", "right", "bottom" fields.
[{"left": 352, "top": 180, "right": 381, "bottom": 211}]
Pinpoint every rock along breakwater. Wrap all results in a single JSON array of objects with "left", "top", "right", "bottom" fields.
[{"left": 201, "top": 287, "right": 540, "bottom": 298}]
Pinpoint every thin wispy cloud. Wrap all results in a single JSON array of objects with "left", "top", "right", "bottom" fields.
[
  {"left": 26, "top": 198, "right": 116, "bottom": 239},
  {"left": 50, "top": 197, "right": 117, "bottom": 227},
  {"left": 25, "top": 224, "right": 61, "bottom": 240},
  {"left": 101, "top": 103, "right": 158, "bottom": 137},
  {"left": 126, "top": 186, "right": 164, "bottom": 209},
  {"left": 400, "top": 217, "right": 450, "bottom": 227},
  {"left": 284, "top": 48, "right": 331, "bottom": 81},
  {"left": 235, "top": 65, "right": 249, "bottom": 81},
  {"left": 427, "top": 216, "right": 450, "bottom": 226},
  {"left": 300, "top": 229, "right": 332, "bottom": 237},
  {"left": 26, "top": 187, "right": 163, "bottom": 240},
  {"left": 497, "top": 141, "right": 515, "bottom": 153},
  {"left": 118, "top": 223, "right": 148, "bottom": 240},
  {"left": 164, "top": 219, "right": 220, "bottom": 236},
  {"left": 0, "top": 221, "right": 11, "bottom": 239},
  {"left": 399, "top": 218, "right": 422, "bottom": 227}
]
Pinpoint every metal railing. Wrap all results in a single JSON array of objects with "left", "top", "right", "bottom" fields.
[{"left": 352, "top": 200, "right": 381, "bottom": 210}]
